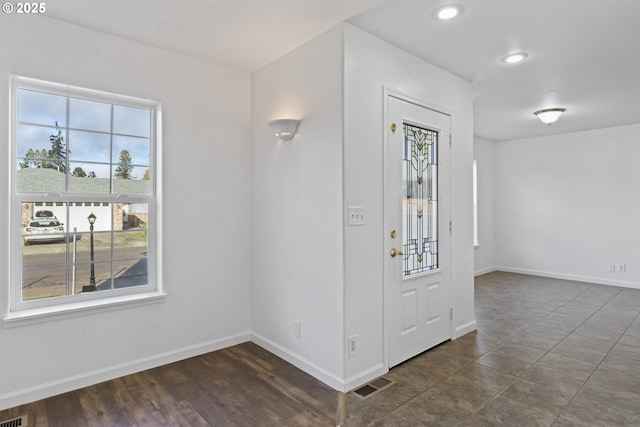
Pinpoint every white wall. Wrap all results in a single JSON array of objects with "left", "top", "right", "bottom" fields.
[
  {"left": 474, "top": 137, "right": 497, "bottom": 275},
  {"left": 0, "top": 16, "right": 251, "bottom": 409},
  {"left": 495, "top": 124, "right": 640, "bottom": 288},
  {"left": 343, "top": 24, "right": 476, "bottom": 386},
  {"left": 1, "top": 15, "right": 478, "bottom": 406},
  {"left": 250, "top": 26, "right": 346, "bottom": 387},
  {"left": 250, "top": 23, "right": 476, "bottom": 392}
]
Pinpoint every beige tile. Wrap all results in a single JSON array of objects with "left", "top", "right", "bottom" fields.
[
  {"left": 476, "top": 350, "right": 537, "bottom": 376},
  {"left": 475, "top": 342, "right": 545, "bottom": 376},
  {"left": 535, "top": 352, "right": 597, "bottom": 373},
  {"left": 559, "top": 332, "right": 615, "bottom": 353},
  {"left": 519, "top": 364, "right": 589, "bottom": 396},
  {"left": 429, "top": 335, "right": 492, "bottom": 361},
  {"left": 600, "top": 343, "right": 640, "bottom": 373},
  {"left": 572, "top": 321, "right": 626, "bottom": 343},
  {"left": 554, "top": 301, "right": 600, "bottom": 318},
  {"left": 346, "top": 382, "right": 422, "bottom": 427},
  {"left": 524, "top": 323, "right": 570, "bottom": 341},
  {"left": 550, "top": 344, "right": 607, "bottom": 365},
  {"left": 447, "top": 363, "right": 516, "bottom": 393},
  {"left": 395, "top": 379, "right": 496, "bottom": 425},
  {"left": 341, "top": 272, "right": 640, "bottom": 426},
  {"left": 587, "top": 365, "right": 640, "bottom": 395},
  {"left": 472, "top": 395, "right": 558, "bottom": 427},
  {"left": 502, "top": 378, "right": 576, "bottom": 416},
  {"left": 576, "top": 380, "right": 640, "bottom": 416},
  {"left": 536, "top": 312, "right": 585, "bottom": 332},
  {"left": 619, "top": 333, "right": 640, "bottom": 348},
  {"left": 507, "top": 333, "right": 561, "bottom": 351},
  {"left": 368, "top": 411, "right": 425, "bottom": 427}
]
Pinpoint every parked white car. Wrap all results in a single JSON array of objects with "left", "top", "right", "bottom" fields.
[{"left": 23, "top": 218, "right": 65, "bottom": 245}]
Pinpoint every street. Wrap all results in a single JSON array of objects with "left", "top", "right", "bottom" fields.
[{"left": 21, "top": 231, "right": 148, "bottom": 301}]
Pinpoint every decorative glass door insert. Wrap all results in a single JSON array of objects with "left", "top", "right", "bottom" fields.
[{"left": 402, "top": 122, "right": 438, "bottom": 276}]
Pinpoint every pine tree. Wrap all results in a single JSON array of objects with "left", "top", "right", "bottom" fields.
[
  {"left": 20, "top": 148, "right": 35, "bottom": 169},
  {"left": 71, "top": 167, "right": 87, "bottom": 177},
  {"left": 38, "top": 148, "right": 49, "bottom": 169},
  {"left": 114, "top": 149, "right": 134, "bottom": 179},
  {"left": 48, "top": 122, "right": 67, "bottom": 173}
]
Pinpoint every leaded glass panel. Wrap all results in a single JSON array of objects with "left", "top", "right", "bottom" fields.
[{"left": 402, "top": 122, "right": 438, "bottom": 276}]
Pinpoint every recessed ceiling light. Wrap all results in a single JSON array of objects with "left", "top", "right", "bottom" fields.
[
  {"left": 501, "top": 52, "right": 528, "bottom": 64},
  {"left": 433, "top": 4, "right": 465, "bottom": 20}
]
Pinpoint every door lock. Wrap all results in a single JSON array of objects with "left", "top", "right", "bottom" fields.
[
  {"left": 390, "top": 229, "right": 397, "bottom": 238},
  {"left": 390, "top": 247, "right": 404, "bottom": 257}
]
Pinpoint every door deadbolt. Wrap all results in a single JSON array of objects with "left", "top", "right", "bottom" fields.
[{"left": 390, "top": 230, "right": 397, "bottom": 238}]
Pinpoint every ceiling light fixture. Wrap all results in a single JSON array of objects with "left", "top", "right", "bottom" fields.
[
  {"left": 501, "top": 52, "right": 528, "bottom": 64},
  {"left": 534, "top": 108, "right": 566, "bottom": 125},
  {"left": 433, "top": 4, "right": 465, "bottom": 20}
]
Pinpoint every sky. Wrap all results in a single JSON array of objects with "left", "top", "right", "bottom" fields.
[{"left": 16, "top": 88, "right": 151, "bottom": 181}]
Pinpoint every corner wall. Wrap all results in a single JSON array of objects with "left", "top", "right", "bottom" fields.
[
  {"left": 343, "top": 24, "right": 476, "bottom": 387},
  {"left": 250, "top": 26, "right": 346, "bottom": 388},
  {"left": 0, "top": 15, "right": 251, "bottom": 409},
  {"left": 495, "top": 124, "right": 640, "bottom": 288}
]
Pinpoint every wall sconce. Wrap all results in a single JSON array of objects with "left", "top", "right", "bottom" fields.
[
  {"left": 268, "top": 119, "right": 300, "bottom": 141},
  {"left": 534, "top": 108, "right": 566, "bottom": 125}
]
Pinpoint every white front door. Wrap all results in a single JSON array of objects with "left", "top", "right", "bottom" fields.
[{"left": 385, "top": 93, "right": 452, "bottom": 368}]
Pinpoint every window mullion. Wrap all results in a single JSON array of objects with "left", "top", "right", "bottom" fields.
[{"left": 65, "top": 95, "right": 71, "bottom": 194}]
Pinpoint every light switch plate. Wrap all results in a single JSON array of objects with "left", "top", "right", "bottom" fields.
[{"left": 348, "top": 206, "right": 366, "bottom": 226}]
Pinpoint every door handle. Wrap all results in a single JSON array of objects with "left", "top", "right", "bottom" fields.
[{"left": 390, "top": 248, "right": 404, "bottom": 257}]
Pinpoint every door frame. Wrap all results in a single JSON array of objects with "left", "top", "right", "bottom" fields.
[{"left": 382, "top": 87, "right": 455, "bottom": 368}]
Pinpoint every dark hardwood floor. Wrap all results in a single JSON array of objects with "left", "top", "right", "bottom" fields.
[{"left": 0, "top": 342, "right": 342, "bottom": 427}]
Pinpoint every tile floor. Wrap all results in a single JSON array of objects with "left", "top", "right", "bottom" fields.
[{"left": 346, "top": 272, "right": 640, "bottom": 426}]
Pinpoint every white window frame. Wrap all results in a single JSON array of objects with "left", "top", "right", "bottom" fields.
[
  {"left": 473, "top": 160, "right": 479, "bottom": 247},
  {"left": 4, "top": 76, "right": 164, "bottom": 327}
]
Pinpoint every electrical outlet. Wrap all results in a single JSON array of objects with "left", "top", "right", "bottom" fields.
[
  {"left": 608, "top": 263, "right": 616, "bottom": 273},
  {"left": 348, "top": 335, "right": 358, "bottom": 357},
  {"left": 617, "top": 263, "right": 626, "bottom": 273},
  {"left": 294, "top": 320, "right": 301, "bottom": 338}
]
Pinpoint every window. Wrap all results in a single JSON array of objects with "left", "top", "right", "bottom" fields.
[
  {"left": 473, "top": 160, "right": 479, "bottom": 247},
  {"left": 8, "top": 76, "right": 163, "bottom": 319},
  {"left": 402, "top": 122, "right": 439, "bottom": 275}
]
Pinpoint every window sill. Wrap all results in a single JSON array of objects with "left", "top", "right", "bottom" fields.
[{"left": 3, "top": 291, "right": 166, "bottom": 328}]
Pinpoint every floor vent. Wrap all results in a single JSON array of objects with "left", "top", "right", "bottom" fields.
[
  {"left": 0, "top": 416, "right": 27, "bottom": 427},
  {"left": 351, "top": 377, "right": 395, "bottom": 399}
]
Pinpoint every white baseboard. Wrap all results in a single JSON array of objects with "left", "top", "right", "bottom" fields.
[
  {"left": 474, "top": 267, "right": 498, "bottom": 277},
  {"left": 251, "top": 333, "right": 388, "bottom": 393},
  {"left": 342, "top": 363, "right": 388, "bottom": 392},
  {"left": 496, "top": 266, "right": 640, "bottom": 289},
  {"left": 454, "top": 320, "right": 478, "bottom": 338},
  {"left": 251, "top": 333, "right": 350, "bottom": 392},
  {"left": 0, "top": 332, "right": 250, "bottom": 411}
]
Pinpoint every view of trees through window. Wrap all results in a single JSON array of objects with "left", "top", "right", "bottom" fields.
[
  {"left": 12, "top": 79, "right": 157, "bottom": 307},
  {"left": 19, "top": 123, "right": 149, "bottom": 182}
]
